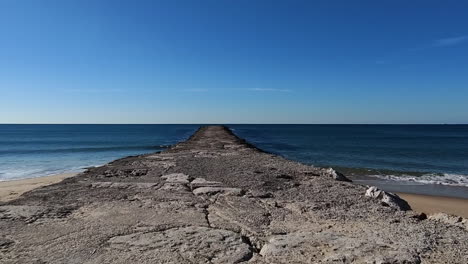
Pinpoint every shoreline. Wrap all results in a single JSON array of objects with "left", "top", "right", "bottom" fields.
[
  {"left": 0, "top": 173, "right": 78, "bottom": 202},
  {"left": 1, "top": 125, "right": 467, "bottom": 263},
  {"left": 397, "top": 192, "right": 468, "bottom": 218},
  {"left": 351, "top": 176, "right": 468, "bottom": 199},
  {"left": 1, "top": 171, "right": 467, "bottom": 219}
]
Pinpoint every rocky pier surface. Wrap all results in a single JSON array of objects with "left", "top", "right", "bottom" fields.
[{"left": 1, "top": 126, "right": 467, "bottom": 263}]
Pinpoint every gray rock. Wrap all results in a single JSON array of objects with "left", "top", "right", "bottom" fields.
[
  {"left": 129, "top": 169, "right": 147, "bottom": 176},
  {"left": 190, "top": 178, "right": 223, "bottom": 189},
  {"left": 0, "top": 205, "right": 48, "bottom": 221},
  {"left": 160, "top": 182, "right": 190, "bottom": 192},
  {"left": 161, "top": 173, "right": 191, "bottom": 183},
  {"left": 193, "top": 187, "right": 244, "bottom": 196},
  {"left": 2, "top": 126, "right": 467, "bottom": 264},
  {"left": 0, "top": 237, "right": 14, "bottom": 249},
  {"left": 106, "top": 226, "right": 253, "bottom": 263},
  {"left": 365, "top": 186, "right": 411, "bottom": 211},
  {"left": 91, "top": 182, "right": 158, "bottom": 189},
  {"left": 260, "top": 232, "right": 310, "bottom": 257},
  {"left": 429, "top": 213, "right": 468, "bottom": 230},
  {"left": 260, "top": 231, "right": 422, "bottom": 263},
  {"left": 246, "top": 190, "right": 273, "bottom": 198},
  {"left": 321, "top": 168, "right": 352, "bottom": 182}
]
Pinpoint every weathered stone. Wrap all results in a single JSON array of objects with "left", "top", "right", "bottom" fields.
[
  {"left": 142, "top": 161, "right": 176, "bottom": 169},
  {"left": 321, "top": 168, "right": 352, "bottom": 182},
  {"left": 146, "top": 155, "right": 174, "bottom": 160},
  {"left": 129, "top": 169, "right": 147, "bottom": 176},
  {"left": 91, "top": 182, "right": 158, "bottom": 189},
  {"left": 246, "top": 190, "right": 273, "bottom": 198},
  {"left": 193, "top": 187, "right": 244, "bottom": 196},
  {"left": 0, "top": 205, "right": 74, "bottom": 222},
  {"left": 0, "top": 205, "right": 47, "bottom": 221},
  {"left": 106, "top": 226, "right": 253, "bottom": 263},
  {"left": 208, "top": 196, "right": 271, "bottom": 245},
  {"left": 365, "top": 186, "right": 411, "bottom": 211},
  {"left": 429, "top": 213, "right": 468, "bottom": 230},
  {"left": 161, "top": 173, "right": 190, "bottom": 183},
  {"left": 160, "top": 182, "right": 190, "bottom": 192},
  {"left": 260, "top": 231, "right": 422, "bottom": 264},
  {"left": 190, "top": 177, "right": 222, "bottom": 189},
  {"left": 1, "top": 126, "right": 467, "bottom": 264},
  {"left": 0, "top": 237, "right": 14, "bottom": 249}
]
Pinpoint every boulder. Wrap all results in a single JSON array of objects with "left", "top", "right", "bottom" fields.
[
  {"left": 365, "top": 186, "right": 411, "bottom": 211},
  {"left": 321, "top": 168, "right": 352, "bottom": 182}
]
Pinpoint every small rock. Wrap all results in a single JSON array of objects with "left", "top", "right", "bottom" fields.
[
  {"left": 411, "top": 212, "right": 428, "bottom": 221},
  {"left": 429, "top": 213, "right": 468, "bottom": 230},
  {"left": 321, "top": 168, "right": 352, "bottom": 182},
  {"left": 365, "top": 186, "right": 411, "bottom": 211}
]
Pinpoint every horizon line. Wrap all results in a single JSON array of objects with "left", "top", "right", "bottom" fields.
[{"left": 0, "top": 123, "right": 467, "bottom": 125}]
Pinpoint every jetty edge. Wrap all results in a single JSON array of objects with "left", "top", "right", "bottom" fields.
[{"left": 0, "top": 125, "right": 467, "bottom": 263}]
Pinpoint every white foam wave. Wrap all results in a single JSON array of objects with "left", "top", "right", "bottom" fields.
[
  {"left": 0, "top": 165, "right": 88, "bottom": 182},
  {"left": 371, "top": 173, "right": 468, "bottom": 187}
]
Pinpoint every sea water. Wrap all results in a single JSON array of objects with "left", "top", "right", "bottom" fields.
[
  {"left": 0, "top": 124, "right": 199, "bottom": 180},
  {"left": 230, "top": 125, "right": 468, "bottom": 185},
  {"left": 1, "top": 124, "right": 467, "bottom": 197}
]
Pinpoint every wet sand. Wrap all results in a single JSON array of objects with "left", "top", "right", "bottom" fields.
[
  {"left": 0, "top": 173, "right": 77, "bottom": 202},
  {"left": 398, "top": 192, "right": 468, "bottom": 218}
]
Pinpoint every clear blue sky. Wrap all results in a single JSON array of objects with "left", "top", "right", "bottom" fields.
[{"left": 1, "top": 0, "right": 467, "bottom": 124}]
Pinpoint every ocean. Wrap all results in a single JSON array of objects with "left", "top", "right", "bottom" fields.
[
  {"left": 0, "top": 125, "right": 198, "bottom": 180},
  {"left": 1, "top": 124, "right": 467, "bottom": 197}
]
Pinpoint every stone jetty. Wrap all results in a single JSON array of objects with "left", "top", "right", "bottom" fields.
[{"left": 1, "top": 126, "right": 467, "bottom": 263}]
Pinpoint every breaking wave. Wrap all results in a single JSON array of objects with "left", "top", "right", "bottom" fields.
[{"left": 371, "top": 173, "right": 468, "bottom": 187}]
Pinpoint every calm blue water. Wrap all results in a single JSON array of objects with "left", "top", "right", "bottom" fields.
[
  {"left": 229, "top": 125, "right": 468, "bottom": 188},
  {"left": 1, "top": 125, "right": 468, "bottom": 189},
  {"left": 0, "top": 125, "right": 199, "bottom": 180}
]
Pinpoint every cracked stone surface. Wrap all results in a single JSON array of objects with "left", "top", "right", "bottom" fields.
[
  {"left": 191, "top": 177, "right": 223, "bottom": 188},
  {"left": 103, "top": 226, "right": 252, "bottom": 263},
  {"left": 1, "top": 126, "right": 467, "bottom": 263},
  {"left": 161, "top": 173, "right": 191, "bottom": 183},
  {"left": 193, "top": 187, "right": 244, "bottom": 196}
]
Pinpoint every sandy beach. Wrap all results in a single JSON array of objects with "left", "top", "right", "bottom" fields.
[
  {"left": 398, "top": 192, "right": 468, "bottom": 218},
  {"left": 0, "top": 173, "right": 77, "bottom": 202}
]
